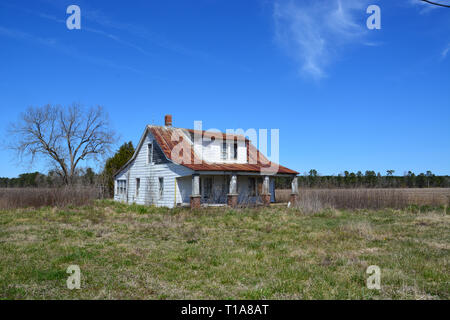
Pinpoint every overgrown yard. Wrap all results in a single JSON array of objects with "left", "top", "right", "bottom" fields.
[{"left": 0, "top": 201, "right": 448, "bottom": 299}]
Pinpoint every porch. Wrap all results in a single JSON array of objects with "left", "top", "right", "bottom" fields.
[{"left": 177, "top": 172, "right": 298, "bottom": 209}]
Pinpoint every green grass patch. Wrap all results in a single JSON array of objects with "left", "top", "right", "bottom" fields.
[{"left": 0, "top": 201, "right": 448, "bottom": 299}]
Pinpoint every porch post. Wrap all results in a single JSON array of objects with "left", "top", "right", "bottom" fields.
[
  {"left": 261, "top": 175, "right": 271, "bottom": 206},
  {"left": 227, "top": 173, "right": 238, "bottom": 208},
  {"left": 290, "top": 176, "right": 299, "bottom": 205},
  {"left": 190, "top": 173, "right": 201, "bottom": 209}
]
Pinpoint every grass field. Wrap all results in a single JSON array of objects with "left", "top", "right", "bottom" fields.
[
  {"left": 276, "top": 188, "right": 450, "bottom": 208},
  {"left": 0, "top": 200, "right": 448, "bottom": 299}
]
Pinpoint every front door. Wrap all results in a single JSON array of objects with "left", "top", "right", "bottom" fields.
[{"left": 201, "top": 177, "right": 213, "bottom": 202}]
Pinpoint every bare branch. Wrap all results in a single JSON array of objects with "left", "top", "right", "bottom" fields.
[{"left": 8, "top": 104, "right": 116, "bottom": 185}]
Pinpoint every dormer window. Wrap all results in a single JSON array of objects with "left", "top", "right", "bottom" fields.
[
  {"left": 221, "top": 139, "right": 238, "bottom": 161},
  {"left": 147, "top": 142, "right": 153, "bottom": 164},
  {"left": 221, "top": 141, "right": 227, "bottom": 160}
]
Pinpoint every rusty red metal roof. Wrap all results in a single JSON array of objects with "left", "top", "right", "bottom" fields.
[{"left": 149, "top": 126, "right": 298, "bottom": 175}]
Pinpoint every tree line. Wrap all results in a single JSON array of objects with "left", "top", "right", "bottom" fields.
[
  {"left": 0, "top": 141, "right": 135, "bottom": 196},
  {"left": 3, "top": 104, "right": 449, "bottom": 194},
  {"left": 0, "top": 168, "right": 97, "bottom": 189},
  {"left": 3, "top": 166, "right": 450, "bottom": 192},
  {"left": 275, "top": 169, "right": 450, "bottom": 189}
]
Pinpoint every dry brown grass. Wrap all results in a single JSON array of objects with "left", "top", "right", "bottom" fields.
[
  {"left": 276, "top": 188, "right": 450, "bottom": 211},
  {"left": 0, "top": 187, "right": 102, "bottom": 209}
]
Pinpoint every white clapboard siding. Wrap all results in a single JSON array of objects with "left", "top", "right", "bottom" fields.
[
  {"left": 114, "top": 130, "right": 193, "bottom": 208},
  {"left": 176, "top": 176, "right": 192, "bottom": 204}
]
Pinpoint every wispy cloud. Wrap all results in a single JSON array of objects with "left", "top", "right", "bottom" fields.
[
  {"left": 31, "top": 0, "right": 215, "bottom": 61},
  {"left": 82, "top": 7, "right": 215, "bottom": 61},
  {"left": 408, "top": 1, "right": 450, "bottom": 61},
  {"left": 443, "top": 43, "right": 450, "bottom": 59},
  {"left": 84, "top": 26, "right": 153, "bottom": 56},
  {"left": 0, "top": 25, "right": 142, "bottom": 74},
  {"left": 273, "top": 0, "right": 375, "bottom": 79},
  {"left": 0, "top": 25, "right": 58, "bottom": 47},
  {"left": 408, "top": 0, "right": 441, "bottom": 14},
  {"left": 0, "top": 3, "right": 153, "bottom": 57}
]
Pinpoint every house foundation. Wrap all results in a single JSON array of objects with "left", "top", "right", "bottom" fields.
[
  {"left": 261, "top": 194, "right": 271, "bottom": 206},
  {"left": 289, "top": 193, "right": 298, "bottom": 205},
  {"left": 190, "top": 174, "right": 201, "bottom": 209},
  {"left": 290, "top": 176, "right": 299, "bottom": 206},
  {"left": 190, "top": 195, "right": 201, "bottom": 209},
  {"left": 261, "top": 176, "right": 271, "bottom": 206},
  {"left": 227, "top": 174, "right": 238, "bottom": 208},
  {"left": 227, "top": 194, "right": 238, "bottom": 208}
]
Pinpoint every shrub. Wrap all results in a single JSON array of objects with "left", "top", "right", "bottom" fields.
[
  {"left": 276, "top": 188, "right": 449, "bottom": 212},
  {"left": 0, "top": 187, "right": 102, "bottom": 209}
]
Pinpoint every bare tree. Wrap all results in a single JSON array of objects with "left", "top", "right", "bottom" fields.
[{"left": 8, "top": 104, "right": 116, "bottom": 185}]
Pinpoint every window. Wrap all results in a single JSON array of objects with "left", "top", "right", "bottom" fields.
[
  {"left": 221, "top": 141, "right": 227, "bottom": 160},
  {"left": 117, "top": 180, "right": 127, "bottom": 195},
  {"left": 203, "top": 177, "right": 213, "bottom": 200},
  {"left": 136, "top": 178, "right": 140, "bottom": 197},
  {"left": 148, "top": 142, "right": 153, "bottom": 164},
  {"left": 248, "top": 178, "right": 256, "bottom": 196},
  {"left": 224, "top": 176, "right": 230, "bottom": 194},
  {"left": 257, "top": 177, "right": 263, "bottom": 195},
  {"left": 221, "top": 140, "right": 237, "bottom": 161},
  {"left": 122, "top": 180, "right": 127, "bottom": 195},
  {"left": 158, "top": 177, "right": 164, "bottom": 199}
]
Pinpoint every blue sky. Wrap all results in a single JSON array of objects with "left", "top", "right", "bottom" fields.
[{"left": 0, "top": 0, "right": 449, "bottom": 178}]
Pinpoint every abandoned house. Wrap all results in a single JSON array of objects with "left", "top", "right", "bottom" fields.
[{"left": 114, "top": 115, "right": 299, "bottom": 208}]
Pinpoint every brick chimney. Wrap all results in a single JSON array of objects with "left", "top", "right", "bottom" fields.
[{"left": 164, "top": 114, "right": 172, "bottom": 127}]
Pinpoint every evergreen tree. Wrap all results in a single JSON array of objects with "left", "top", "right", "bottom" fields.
[{"left": 102, "top": 142, "right": 135, "bottom": 196}]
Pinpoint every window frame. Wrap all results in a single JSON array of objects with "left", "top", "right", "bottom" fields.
[
  {"left": 203, "top": 177, "right": 213, "bottom": 200},
  {"left": 248, "top": 177, "right": 256, "bottom": 197},
  {"left": 117, "top": 180, "right": 127, "bottom": 195},
  {"left": 158, "top": 177, "right": 164, "bottom": 199},
  {"left": 135, "top": 178, "right": 140, "bottom": 197},
  {"left": 221, "top": 141, "right": 227, "bottom": 161},
  {"left": 148, "top": 142, "right": 154, "bottom": 165}
]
